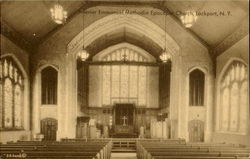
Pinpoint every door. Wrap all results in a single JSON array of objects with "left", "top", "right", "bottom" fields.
[
  {"left": 188, "top": 120, "right": 204, "bottom": 142},
  {"left": 41, "top": 118, "right": 58, "bottom": 141}
]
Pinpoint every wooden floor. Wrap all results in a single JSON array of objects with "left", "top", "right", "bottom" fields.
[{"left": 111, "top": 153, "right": 137, "bottom": 159}]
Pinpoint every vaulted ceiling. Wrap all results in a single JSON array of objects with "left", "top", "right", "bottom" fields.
[{"left": 1, "top": 0, "right": 249, "bottom": 57}]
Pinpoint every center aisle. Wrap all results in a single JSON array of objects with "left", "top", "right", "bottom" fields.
[{"left": 111, "top": 153, "right": 137, "bottom": 159}]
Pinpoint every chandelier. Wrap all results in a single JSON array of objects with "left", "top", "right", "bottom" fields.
[
  {"left": 78, "top": 49, "right": 89, "bottom": 61},
  {"left": 50, "top": 3, "right": 67, "bottom": 24},
  {"left": 160, "top": 50, "right": 171, "bottom": 63},
  {"left": 160, "top": 11, "right": 171, "bottom": 63},
  {"left": 77, "top": 11, "right": 89, "bottom": 61},
  {"left": 180, "top": 10, "right": 197, "bottom": 28}
]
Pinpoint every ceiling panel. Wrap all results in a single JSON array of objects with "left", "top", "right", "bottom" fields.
[
  {"left": 1, "top": 1, "right": 83, "bottom": 43},
  {"left": 190, "top": 1, "right": 247, "bottom": 47}
]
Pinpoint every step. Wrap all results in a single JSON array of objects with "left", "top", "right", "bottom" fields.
[{"left": 112, "top": 148, "right": 136, "bottom": 153}]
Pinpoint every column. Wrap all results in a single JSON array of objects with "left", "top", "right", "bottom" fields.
[{"left": 32, "top": 72, "right": 41, "bottom": 139}]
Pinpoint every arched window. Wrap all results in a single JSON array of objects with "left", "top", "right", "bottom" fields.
[
  {"left": 219, "top": 61, "right": 248, "bottom": 133},
  {"left": 88, "top": 46, "right": 158, "bottom": 107},
  {"left": 0, "top": 57, "right": 24, "bottom": 129},
  {"left": 41, "top": 66, "right": 58, "bottom": 105},
  {"left": 189, "top": 69, "right": 205, "bottom": 106}
]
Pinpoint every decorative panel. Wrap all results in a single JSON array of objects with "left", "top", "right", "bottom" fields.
[
  {"left": 159, "top": 64, "right": 171, "bottom": 108},
  {"left": 148, "top": 67, "right": 159, "bottom": 108},
  {"left": 77, "top": 65, "right": 88, "bottom": 110},
  {"left": 89, "top": 66, "right": 101, "bottom": 107},
  {"left": 4, "top": 78, "right": 13, "bottom": 128},
  {"left": 188, "top": 120, "right": 204, "bottom": 142},
  {"left": 14, "top": 85, "right": 22, "bottom": 127}
]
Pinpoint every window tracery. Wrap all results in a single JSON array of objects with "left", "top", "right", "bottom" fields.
[
  {"left": 0, "top": 57, "right": 24, "bottom": 130},
  {"left": 219, "top": 61, "right": 248, "bottom": 133}
]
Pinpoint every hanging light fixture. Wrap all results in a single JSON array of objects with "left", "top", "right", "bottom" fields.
[
  {"left": 78, "top": 49, "right": 89, "bottom": 61},
  {"left": 50, "top": 1, "right": 67, "bottom": 24},
  {"left": 160, "top": 11, "right": 171, "bottom": 63},
  {"left": 160, "top": 50, "right": 171, "bottom": 63},
  {"left": 180, "top": 10, "right": 197, "bottom": 28},
  {"left": 77, "top": 10, "right": 89, "bottom": 61}
]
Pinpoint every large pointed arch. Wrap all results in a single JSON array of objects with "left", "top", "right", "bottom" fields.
[{"left": 67, "top": 14, "right": 180, "bottom": 57}]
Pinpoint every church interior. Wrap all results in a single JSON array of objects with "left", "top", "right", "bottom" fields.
[{"left": 0, "top": 0, "right": 249, "bottom": 158}]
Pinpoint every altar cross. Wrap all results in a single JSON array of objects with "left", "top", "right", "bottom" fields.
[{"left": 121, "top": 116, "right": 128, "bottom": 126}]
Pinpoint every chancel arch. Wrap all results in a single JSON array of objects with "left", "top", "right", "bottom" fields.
[
  {"left": 67, "top": 13, "right": 180, "bottom": 138},
  {"left": 67, "top": 14, "right": 180, "bottom": 56},
  {"left": 0, "top": 54, "right": 29, "bottom": 131},
  {"left": 216, "top": 58, "right": 248, "bottom": 134}
]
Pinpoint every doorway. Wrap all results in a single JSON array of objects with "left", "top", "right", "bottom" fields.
[
  {"left": 188, "top": 119, "right": 204, "bottom": 142},
  {"left": 41, "top": 118, "right": 58, "bottom": 141}
]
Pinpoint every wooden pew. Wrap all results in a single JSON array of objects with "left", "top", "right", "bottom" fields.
[
  {"left": 136, "top": 139, "right": 250, "bottom": 159},
  {"left": 0, "top": 139, "right": 112, "bottom": 159}
]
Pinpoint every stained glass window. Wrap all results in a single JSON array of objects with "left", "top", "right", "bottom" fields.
[
  {"left": 1, "top": 57, "right": 24, "bottom": 129},
  {"left": 14, "top": 85, "right": 22, "bottom": 127},
  {"left": 219, "top": 61, "right": 248, "bottom": 133},
  {"left": 89, "top": 47, "right": 158, "bottom": 107},
  {"left": 4, "top": 78, "right": 13, "bottom": 128}
]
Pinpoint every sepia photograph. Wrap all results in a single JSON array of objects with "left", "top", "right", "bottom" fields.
[{"left": 0, "top": 0, "right": 249, "bottom": 158}]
